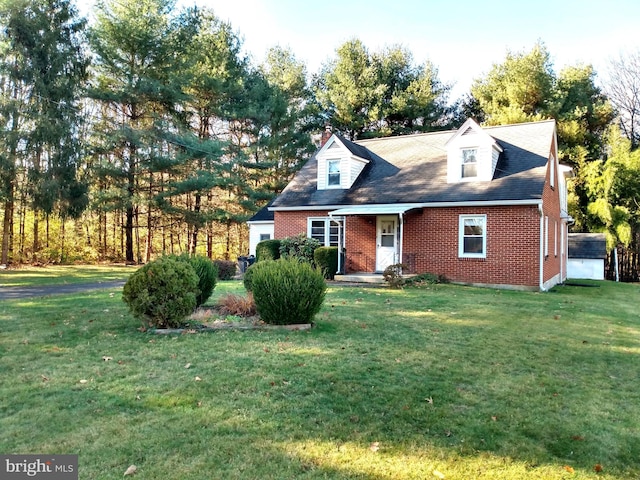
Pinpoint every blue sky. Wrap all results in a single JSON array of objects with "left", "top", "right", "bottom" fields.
[{"left": 85, "top": 0, "right": 640, "bottom": 101}]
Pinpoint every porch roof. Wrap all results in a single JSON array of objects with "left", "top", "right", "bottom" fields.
[{"left": 328, "top": 204, "right": 420, "bottom": 216}]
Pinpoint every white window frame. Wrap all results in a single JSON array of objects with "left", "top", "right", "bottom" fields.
[
  {"left": 458, "top": 214, "right": 487, "bottom": 258},
  {"left": 544, "top": 216, "right": 549, "bottom": 257},
  {"left": 549, "top": 154, "right": 556, "bottom": 188},
  {"left": 461, "top": 148, "right": 478, "bottom": 179},
  {"left": 308, "top": 217, "right": 340, "bottom": 247},
  {"left": 327, "top": 159, "right": 341, "bottom": 188}
]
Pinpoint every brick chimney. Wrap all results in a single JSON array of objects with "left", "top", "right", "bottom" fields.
[{"left": 320, "top": 125, "right": 332, "bottom": 146}]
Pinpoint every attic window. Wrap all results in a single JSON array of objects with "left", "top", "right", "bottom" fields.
[
  {"left": 461, "top": 148, "right": 478, "bottom": 178},
  {"left": 327, "top": 159, "right": 341, "bottom": 186}
]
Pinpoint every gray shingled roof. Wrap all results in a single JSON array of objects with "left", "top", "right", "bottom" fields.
[
  {"left": 568, "top": 233, "right": 607, "bottom": 259},
  {"left": 248, "top": 202, "right": 275, "bottom": 222},
  {"left": 271, "top": 120, "right": 556, "bottom": 208}
]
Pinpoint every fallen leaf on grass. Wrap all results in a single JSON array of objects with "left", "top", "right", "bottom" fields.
[
  {"left": 491, "top": 416, "right": 497, "bottom": 421},
  {"left": 79, "top": 379, "right": 88, "bottom": 384},
  {"left": 194, "top": 376, "right": 202, "bottom": 381},
  {"left": 41, "top": 375, "right": 49, "bottom": 382},
  {"left": 571, "top": 435, "right": 585, "bottom": 441},
  {"left": 425, "top": 397, "right": 433, "bottom": 405},
  {"left": 369, "top": 442, "right": 379, "bottom": 452},
  {"left": 563, "top": 465, "right": 575, "bottom": 474},
  {"left": 102, "top": 356, "right": 113, "bottom": 361},
  {"left": 184, "top": 363, "right": 191, "bottom": 369},
  {"left": 123, "top": 464, "right": 137, "bottom": 476},
  {"left": 433, "top": 469, "right": 445, "bottom": 479},
  {"left": 594, "top": 464, "right": 603, "bottom": 472}
]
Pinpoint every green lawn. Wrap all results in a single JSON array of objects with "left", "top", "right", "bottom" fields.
[{"left": 0, "top": 275, "right": 638, "bottom": 479}]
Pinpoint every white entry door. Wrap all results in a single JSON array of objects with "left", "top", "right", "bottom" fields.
[{"left": 376, "top": 216, "right": 397, "bottom": 272}]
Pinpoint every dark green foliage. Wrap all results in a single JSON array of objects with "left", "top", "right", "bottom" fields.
[
  {"left": 242, "top": 260, "right": 275, "bottom": 292},
  {"left": 178, "top": 254, "right": 218, "bottom": 306},
  {"left": 213, "top": 259, "right": 237, "bottom": 280},
  {"left": 251, "top": 259, "right": 326, "bottom": 325},
  {"left": 279, "top": 233, "right": 320, "bottom": 264},
  {"left": 314, "top": 246, "right": 339, "bottom": 279},
  {"left": 122, "top": 256, "right": 199, "bottom": 328},
  {"left": 404, "top": 272, "right": 449, "bottom": 287},
  {"left": 256, "top": 239, "right": 281, "bottom": 261},
  {"left": 383, "top": 263, "right": 407, "bottom": 289}
]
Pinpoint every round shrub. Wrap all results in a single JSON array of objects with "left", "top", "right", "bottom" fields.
[
  {"left": 122, "top": 256, "right": 199, "bottom": 328},
  {"left": 178, "top": 254, "right": 218, "bottom": 306},
  {"left": 279, "top": 233, "right": 320, "bottom": 264},
  {"left": 256, "top": 239, "right": 281, "bottom": 261},
  {"left": 251, "top": 258, "right": 326, "bottom": 325},
  {"left": 242, "top": 259, "right": 275, "bottom": 293},
  {"left": 314, "top": 246, "right": 339, "bottom": 279}
]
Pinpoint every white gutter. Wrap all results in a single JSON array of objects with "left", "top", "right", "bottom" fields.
[{"left": 272, "top": 199, "right": 543, "bottom": 212}]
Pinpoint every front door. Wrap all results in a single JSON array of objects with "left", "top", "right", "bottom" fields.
[{"left": 376, "top": 216, "right": 397, "bottom": 272}]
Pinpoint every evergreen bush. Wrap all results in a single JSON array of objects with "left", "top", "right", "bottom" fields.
[
  {"left": 122, "top": 256, "right": 199, "bottom": 328},
  {"left": 279, "top": 233, "right": 320, "bottom": 264},
  {"left": 243, "top": 260, "right": 275, "bottom": 292},
  {"left": 256, "top": 239, "right": 281, "bottom": 261},
  {"left": 213, "top": 259, "right": 237, "bottom": 280},
  {"left": 178, "top": 254, "right": 218, "bottom": 306},
  {"left": 314, "top": 246, "right": 339, "bottom": 279},
  {"left": 251, "top": 258, "right": 326, "bottom": 325}
]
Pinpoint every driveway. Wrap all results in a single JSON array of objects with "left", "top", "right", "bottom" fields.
[{"left": 0, "top": 281, "right": 126, "bottom": 300}]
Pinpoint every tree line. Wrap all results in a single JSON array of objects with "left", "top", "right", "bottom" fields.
[{"left": 1, "top": 0, "right": 639, "bottom": 280}]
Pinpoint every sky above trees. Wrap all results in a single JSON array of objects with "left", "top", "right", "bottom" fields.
[{"left": 175, "top": 0, "right": 640, "bottom": 100}]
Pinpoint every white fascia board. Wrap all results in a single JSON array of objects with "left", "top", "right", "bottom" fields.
[
  {"left": 273, "top": 199, "right": 542, "bottom": 213},
  {"left": 247, "top": 220, "right": 275, "bottom": 225}
]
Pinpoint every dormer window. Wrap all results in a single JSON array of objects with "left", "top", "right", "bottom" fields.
[
  {"left": 327, "top": 159, "right": 341, "bottom": 186},
  {"left": 462, "top": 148, "right": 478, "bottom": 178},
  {"left": 446, "top": 119, "right": 503, "bottom": 183}
]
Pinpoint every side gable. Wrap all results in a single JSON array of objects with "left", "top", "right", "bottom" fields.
[{"left": 445, "top": 118, "right": 503, "bottom": 183}]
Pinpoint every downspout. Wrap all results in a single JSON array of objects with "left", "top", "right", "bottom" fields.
[
  {"left": 399, "top": 212, "right": 404, "bottom": 268},
  {"left": 538, "top": 204, "right": 545, "bottom": 291}
]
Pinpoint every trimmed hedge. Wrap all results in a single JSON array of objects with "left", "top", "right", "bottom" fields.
[
  {"left": 243, "top": 260, "right": 276, "bottom": 293},
  {"left": 251, "top": 258, "right": 326, "bottom": 325},
  {"left": 178, "top": 254, "right": 218, "bottom": 306},
  {"left": 122, "top": 256, "right": 199, "bottom": 328},
  {"left": 213, "top": 259, "right": 237, "bottom": 280},
  {"left": 256, "top": 239, "right": 281, "bottom": 261},
  {"left": 314, "top": 246, "right": 339, "bottom": 279}
]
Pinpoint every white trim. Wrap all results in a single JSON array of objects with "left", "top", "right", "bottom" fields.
[
  {"left": 329, "top": 204, "right": 420, "bottom": 216},
  {"left": 458, "top": 214, "right": 487, "bottom": 259},
  {"left": 272, "top": 199, "right": 543, "bottom": 212},
  {"left": 247, "top": 220, "right": 274, "bottom": 225},
  {"left": 539, "top": 205, "right": 544, "bottom": 290}
]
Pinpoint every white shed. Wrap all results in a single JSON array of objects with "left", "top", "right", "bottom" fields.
[{"left": 567, "top": 233, "right": 606, "bottom": 280}]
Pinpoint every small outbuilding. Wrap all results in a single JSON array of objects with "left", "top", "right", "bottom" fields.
[
  {"left": 247, "top": 204, "right": 274, "bottom": 256},
  {"left": 567, "top": 233, "right": 607, "bottom": 280}
]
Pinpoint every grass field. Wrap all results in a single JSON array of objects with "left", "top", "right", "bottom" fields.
[{"left": 0, "top": 271, "right": 638, "bottom": 479}]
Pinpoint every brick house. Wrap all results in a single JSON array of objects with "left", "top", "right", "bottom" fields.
[{"left": 269, "top": 119, "right": 572, "bottom": 290}]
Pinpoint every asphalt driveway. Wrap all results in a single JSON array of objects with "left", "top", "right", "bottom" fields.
[{"left": 0, "top": 281, "right": 126, "bottom": 300}]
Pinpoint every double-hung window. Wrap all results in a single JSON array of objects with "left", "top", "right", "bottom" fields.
[
  {"left": 309, "top": 218, "right": 339, "bottom": 247},
  {"left": 459, "top": 215, "right": 486, "bottom": 258},
  {"left": 461, "top": 148, "right": 478, "bottom": 178},
  {"left": 327, "top": 159, "right": 341, "bottom": 187}
]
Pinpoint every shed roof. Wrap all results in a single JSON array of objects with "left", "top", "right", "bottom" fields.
[{"left": 568, "top": 233, "right": 607, "bottom": 259}]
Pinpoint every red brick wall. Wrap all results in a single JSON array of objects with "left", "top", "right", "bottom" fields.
[
  {"left": 540, "top": 137, "right": 563, "bottom": 284},
  {"left": 403, "top": 205, "right": 541, "bottom": 287}
]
